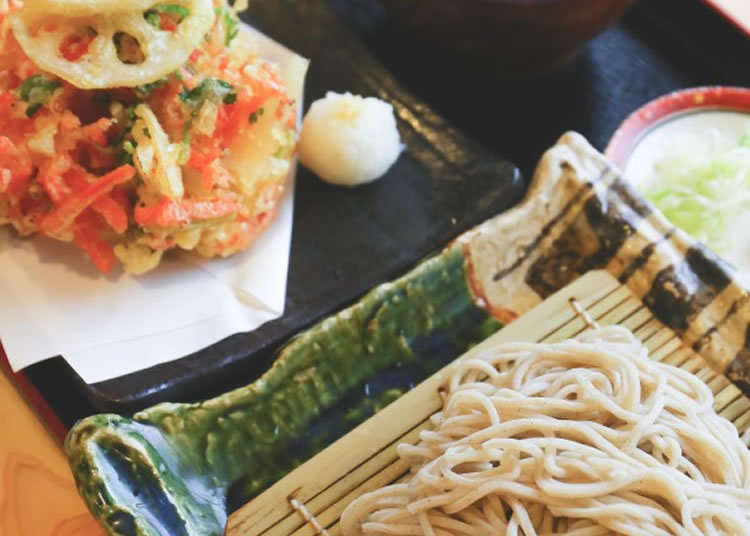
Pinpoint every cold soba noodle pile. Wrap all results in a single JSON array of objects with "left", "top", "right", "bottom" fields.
[{"left": 341, "top": 326, "right": 750, "bottom": 536}]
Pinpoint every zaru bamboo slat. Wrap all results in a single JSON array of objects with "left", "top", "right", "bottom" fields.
[{"left": 226, "top": 270, "right": 750, "bottom": 536}]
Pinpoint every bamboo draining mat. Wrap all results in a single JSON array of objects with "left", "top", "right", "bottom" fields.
[{"left": 226, "top": 270, "right": 750, "bottom": 536}]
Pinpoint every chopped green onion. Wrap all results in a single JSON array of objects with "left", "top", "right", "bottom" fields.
[
  {"left": 643, "top": 134, "right": 750, "bottom": 253},
  {"left": 121, "top": 152, "right": 134, "bottom": 165},
  {"left": 249, "top": 107, "right": 264, "bottom": 123},
  {"left": 19, "top": 74, "right": 61, "bottom": 101},
  {"left": 156, "top": 4, "right": 190, "bottom": 18},
  {"left": 180, "top": 78, "right": 237, "bottom": 111},
  {"left": 145, "top": 11, "right": 161, "bottom": 28},
  {"left": 215, "top": 7, "right": 239, "bottom": 46},
  {"left": 136, "top": 77, "right": 168, "bottom": 97},
  {"left": 18, "top": 74, "right": 61, "bottom": 117},
  {"left": 25, "top": 102, "right": 42, "bottom": 117},
  {"left": 144, "top": 4, "right": 190, "bottom": 28},
  {"left": 224, "top": 9, "right": 239, "bottom": 45}
]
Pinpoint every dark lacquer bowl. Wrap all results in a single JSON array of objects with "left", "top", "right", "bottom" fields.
[{"left": 381, "top": 0, "right": 637, "bottom": 76}]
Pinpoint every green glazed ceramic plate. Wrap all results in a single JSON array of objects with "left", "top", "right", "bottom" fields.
[{"left": 66, "top": 133, "right": 750, "bottom": 535}]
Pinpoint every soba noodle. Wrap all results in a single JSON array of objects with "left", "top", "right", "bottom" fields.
[{"left": 340, "top": 326, "right": 750, "bottom": 536}]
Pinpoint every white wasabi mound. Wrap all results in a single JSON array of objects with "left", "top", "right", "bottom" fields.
[{"left": 298, "top": 92, "right": 403, "bottom": 187}]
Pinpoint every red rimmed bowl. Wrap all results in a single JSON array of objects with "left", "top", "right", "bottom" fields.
[
  {"left": 606, "top": 86, "right": 750, "bottom": 167},
  {"left": 606, "top": 86, "right": 750, "bottom": 283}
]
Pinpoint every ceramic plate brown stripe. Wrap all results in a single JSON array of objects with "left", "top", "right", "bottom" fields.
[{"left": 462, "top": 132, "right": 750, "bottom": 396}]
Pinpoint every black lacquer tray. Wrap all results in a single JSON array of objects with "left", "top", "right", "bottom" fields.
[{"left": 19, "top": 0, "right": 750, "bottom": 430}]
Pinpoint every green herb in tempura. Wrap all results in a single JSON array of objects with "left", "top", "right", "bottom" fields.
[
  {"left": 180, "top": 78, "right": 237, "bottom": 112},
  {"left": 215, "top": 6, "right": 239, "bottom": 46},
  {"left": 144, "top": 4, "right": 190, "bottom": 29},
  {"left": 136, "top": 78, "right": 167, "bottom": 98},
  {"left": 18, "top": 74, "right": 61, "bottom": 117},
  {"left": 108, "top": 102, "right": 138, "bottom": 164},
  {"left": 119, "top": 140, "right": 136, "bottom": 165},
  {"left": 249, "top": 107, "right": 264, "bottom": 123},
  {"left": 644, "top": 134, "right": 750, "bottom": 253}
]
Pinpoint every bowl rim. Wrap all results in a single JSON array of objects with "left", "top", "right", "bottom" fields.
[{"left": 605, "top": 86, "right": 750, "bottom": 168}]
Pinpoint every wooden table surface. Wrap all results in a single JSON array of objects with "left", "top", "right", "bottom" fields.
[{"left": 0, "top": 367, "right": 103, "bottom": 536}]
